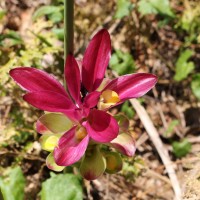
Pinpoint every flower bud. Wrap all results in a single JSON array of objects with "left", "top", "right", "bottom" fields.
[
  {"left": 80, "top": 146, "right": 106, "bottom": 180},
  {"left": 104, "top": 152, "right": 123, "bottom": 174}
]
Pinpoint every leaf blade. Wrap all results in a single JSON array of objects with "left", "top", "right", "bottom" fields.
[{"left": 40, "top": 173, "right": 83, "bottom": 200}]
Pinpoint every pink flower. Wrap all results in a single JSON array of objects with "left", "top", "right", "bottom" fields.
[
  {"left": 10, "top": 61, "right": 119, "bottom": 167},
  {"left": 10, "top": 29, "right": 157, "bottom": 176}
]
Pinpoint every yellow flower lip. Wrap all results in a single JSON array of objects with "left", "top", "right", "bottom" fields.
[
  {"left": 75, "top": 126, "right": 88, "bottom": 141},
  {"left": 101, "top": 90, "right": 120, "bottom": 103},
  {"left": 98, "top": 90, "right": 120, "bottom": 110}
]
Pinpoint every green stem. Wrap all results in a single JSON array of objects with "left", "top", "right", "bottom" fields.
[{"left": 64, "top": 0, "right": 74, "bottom": 58}]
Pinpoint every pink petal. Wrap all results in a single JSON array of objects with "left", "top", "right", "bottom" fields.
[
  {"left": 65, "top": 55, "right": 81, "bottom": 104},
  {"left": 10, "top": 67, "right": 67, "bottom": 95},
  {"left": 83, "top": 109, "right": 119, "bottom": 143},
  {"left": 76, "top": 59, "right": 82, "bottom": 78},
  {"left": 83, "top": 91, "right": 101, "bottom": 108},
  {"left": 54, "top": 126, "right": 90, "bottom": 166},
  {"left": 104, "top": 73, "right": 157, "bottom": 101},
  {"left": 23, "top": 91, "right": 78, "bottom": 120},
  {"left": 109, "top": 133, "right": 136, "bottom": 157},
  {"left": 82, "top": 29, "right": 111, "bottom": 92},
  {"left": 79, "top": 92, "right": 101, "bottom": 118}
]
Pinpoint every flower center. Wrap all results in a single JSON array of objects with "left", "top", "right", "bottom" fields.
[
  {"left": 75, "top": 126, "right": 87, "bottom": 140},
  {"left": 98, "top": 90, "right": 120, "bottom": 110}
]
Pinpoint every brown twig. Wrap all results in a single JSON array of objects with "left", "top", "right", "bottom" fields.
[{"left": 130, "top": 99, "right": 182, "bottom": 200}]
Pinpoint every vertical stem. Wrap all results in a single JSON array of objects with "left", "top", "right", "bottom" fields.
[{"left": 64, "top": 0, "right": 74, "bottom": 58}]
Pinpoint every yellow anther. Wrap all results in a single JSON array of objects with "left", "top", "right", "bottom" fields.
[
  {"left": 75, "top": 126, "right": 87, "bottom": 141},
  {"left": 101, "top": 90, "right": 120, "bottom": 103}
]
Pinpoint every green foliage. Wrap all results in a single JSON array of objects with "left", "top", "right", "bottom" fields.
[
  {"left": 0, "top": 167, "right": 25, "bottom": 200},
  {"left": 121, "top": 101, "right": 135, "bottom": 119},
  {"left": 191, "top": 73, "right": 200, "bottom": 99},
  {"left": 33, "top": 5, "right": 63, "bottom": 23},
  {"left": 110, "top": 50, "right": 135, "bottom": 75},
  {"left": 52, "top": 28, "right": 64, "bottom": 40},
  {"left": 138, "top": 0, "right": 174, "bottom": 17},
  {"left": 172, "top": 139, "right": 192, "bottom": 158},
  {"left": 121, "top": 157, "right": 144, "bottom": 181},
  {"left": 114, "top": 0, "right": 134, "bottom": 19},
  {"left": 29, "top": 30, "right": 52, "bottom": 47},
  {"left": 0, "top": 19, "right": 61, "bottom": 85},
  {"left": 49, "top": 12, "right": 63, "bottom": 23},
  {"left": 40, "top": 173, "right": 83, "bottom": 200},
  {"left": 177, "top": 1, "right": 200, "bottom": 43},
  {"left": 174, "top": 49, "right": 194, "bottom": 81},
  {"left": 0, "top": 31, "right": 23, "bottom": 46},
  {"left": 138, "top": 0, "right": 157, "bottom": 15}
]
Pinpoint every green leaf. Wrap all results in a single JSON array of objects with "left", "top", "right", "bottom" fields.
[
  {"left": 48, "top": 12, "right": 63, "bottom": 23},
  {"left": 52, "top": 28, "right": 64, "bottom": 40},
  {"left": 30, "top": 30, "right": 52, "bottom": 46},
  {"left": 163, "top": 120, "right": 179, "bottom": 138},
  {"left": 138, "top": 0, "right": 157, "bottom": 15},
  {"left": 121, "top": 101, "right": 135, "bottom": 119},
  {"left": 110, "top": 50, "right": 135, "bottom": 75},
  {"left": 191, "top": 73, "right": 200, "bottom": 99},
  {"left": 0, "top": 167, "right": 25, "bottom": 200},
  {"left": 114, "top": 0, "right": 134, "bottom": 19},
  {"left": 179, "top": 3, "right": 200, "bottom": 34},
  {"left": 40, "top": 173, "right": 83, "bottom": 200},
  {"left": 172, "top": 139, "right": 192, "bottom": 158},
  {"left": 0, "top": 31, "right": 23, "bottom": 47},
  {"left": 33, "top": 6, "right": 61, "bottom": 21},
  {"left": 174, "top": 49, "right": 195, "bottom": 81},
  {"left": 138, "top": 0, "right": 174, "bottom": 17}
]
